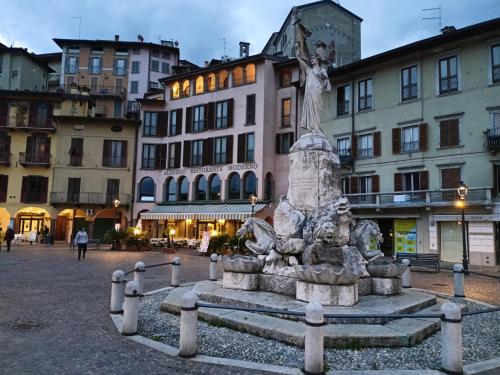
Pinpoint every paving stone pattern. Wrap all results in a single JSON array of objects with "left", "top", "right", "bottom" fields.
[{"left": 0, "top": 245, "right": 275, "bottom": 375}]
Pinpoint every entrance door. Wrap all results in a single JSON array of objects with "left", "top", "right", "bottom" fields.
[
  {"left": 376, "top": 219, "right": 394, "bottom": 256},
  {"left": 18, "top": 214, "right": 44, "bottom": 234},
  {"left": 55, "top": 216, "right": 68, "bottom": 241},
  {"left": 440, "top": 221, "right": 464, "bottom": 263}
]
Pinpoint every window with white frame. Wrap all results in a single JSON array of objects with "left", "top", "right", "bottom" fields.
[
  {"left": 491, "top": 112, "right": 500, "bottom": 136},
  {"left": 492, "top": 44, "right": 500, "bottom": 83},
  {"left": 358, "top": 79, "right": 372, "bottom": 111},
  {"left": 214, "top": 137, "right": 227, "bottom": 164},
  {"left": 337, "top": 137, "right": 351, "bottom": 157},
  {"left": 401, "top": 65, "right": 418, "bottom": 101},
  {"left": 161, "top": 62, "right": 170, "bottom": 74},
  {"left": 401, "top": 125, "right": 419, "bottom": 152},
  {"left": 403, "top": 172, "right": 420, "bottom": 191},
  {"left": 193, "top": 105, "right": 204, "bottom": 132},
  {"left": 130, "top": 81, "right": 139, "bottom": 94},
  {"left": 216, "top": 101, "right": 228, "bottom": 129},
  {"left": 358, "top": 134, "right": 373, "bottom": 158},
  {"left": 151, "top": 60, "right": 159, "bottom": 72},
  {"left": 191, "top": 140, "right": 203, "bottom": 166},
  {"left": 131, "top": 61, "right": 140, "bottom": 74},
  {"left": 359, "top": 176, "right": 373, "bottom": 194},
  {"left": 67, "top": 56, "right": 78, "bottom": 74},
  {"left": 439, "top": 56, "right": 458, "bottom": 94},
  {"left": 90, "top": 56, "right": 102, "bottom": 74}
]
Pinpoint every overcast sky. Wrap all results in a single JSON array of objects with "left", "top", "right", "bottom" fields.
[{"left": 0, "top": 0, "right": 499, "bottom": 65}]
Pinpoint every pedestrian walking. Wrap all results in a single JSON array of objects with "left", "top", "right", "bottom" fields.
[
  {"left": 0, "top": 227, "right": 4, "bottom": 251},
  {"left": 5, "top": 227, "right": 14, "bottom": 252},
  {"left": 74, "top": 228, "right": 89, "bottom": 261},
  {"left": 42, "top": 225, "right": 49, "bottom": 245}
]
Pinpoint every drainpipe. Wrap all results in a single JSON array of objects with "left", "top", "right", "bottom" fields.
[
  {"left": 350, "top": 75, "right": 355, "bottom": 173},
  {"left": 130, "top": 116, "right": 139, "bottom": 226}
]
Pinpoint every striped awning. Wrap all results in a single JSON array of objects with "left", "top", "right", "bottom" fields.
[{"left": 140, "top": 203, "right": 267, "bottom": 221}]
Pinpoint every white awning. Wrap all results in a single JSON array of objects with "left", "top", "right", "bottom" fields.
[{"left": 140, "top": 203, "right": 267, "bottom": 221}]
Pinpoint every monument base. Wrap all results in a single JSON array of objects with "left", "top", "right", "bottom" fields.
[
  {"left": 222, "top": 272, "right": 259, "bottom": 291},
  {"left": 296, "top": 280, "right": 358, "bottom": 306},
  {"left": 258, "top": 274, "right": 296, "bottom": 297},
  {"left": 358, "top": 277, "right": 372, "bottom": 296},
  {"left": 371, "top": 277, "right": 402, "bottom": 296}
]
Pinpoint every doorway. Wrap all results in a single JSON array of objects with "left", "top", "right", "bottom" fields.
[
  {"left": 440, "top": 221, "right": 464, "bottom": 263},
  {"left": 376, "top": 219, "right": 394, "bottom": 256},
  {"left": 55, "top": 215, "right": 68, "bottom": 241},
  {"left": 18, "top": 213, "right": 44, "bottom": 234}
]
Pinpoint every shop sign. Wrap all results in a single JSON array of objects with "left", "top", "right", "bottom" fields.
[
  {"left": 198, "top": 231, "right": 210, "bottom": 254},
  {"left": 394, "top": 219, "right": 417, "bottom": 254},
  {"left": 164, "top": 163, "right": 258, "bottom": 176}
]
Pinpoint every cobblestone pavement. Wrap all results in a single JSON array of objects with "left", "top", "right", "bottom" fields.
[
  {"left": 0, "top": 245, "right": 275, "bottom": 375},
  {"left": 0, "top": 245, "right": 498, "bottom": 375}
]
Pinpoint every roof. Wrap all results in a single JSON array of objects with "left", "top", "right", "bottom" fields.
[
  {"left": 159, "top": 54, "right": 289, "bottom": 84},
  {"left": 54, "top": 115, "right": 140, "bottom": 125},
  {"left": 52, "top": 38, "right": 179, "bottom": 52},
  {"left": 0, "top": 90, "right": 64, "bottom": 101},
  {"left": 0, "top": 45, "right": 55, "bottom": 72},
  {"left": 35, "top": 52, "right": 62, "bottom": 64},
  {"left": 330, "top": 16, "right": 500, "bottom": 78},
  {"left": 141, "top": 202, "right": 268, "bottom": 220}
]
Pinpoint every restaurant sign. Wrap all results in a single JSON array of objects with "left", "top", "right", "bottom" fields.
[{"left": 164, "top": 162, "right": 258, "bottom": 176}]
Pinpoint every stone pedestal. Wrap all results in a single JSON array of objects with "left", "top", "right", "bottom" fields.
[
  {"left": 358, "top": 277, "right": 372, "bottom": 296},
  {"left": 222, "top": 272, "right": 258, "bottom": 291},
  {"left": 258, "top": 274, "right": 296, "bottom": 296},
  {"left": 296, "top": 281, "right": 358, "bottom": 306},
  {"left": 371, "top": 277, "right": 402, "bottom": 296}
]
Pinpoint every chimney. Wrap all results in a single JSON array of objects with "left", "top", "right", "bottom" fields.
[
  {"left": 239, "top": 42, "right": 250, "bottom": 58},
  {"left": 137, "top": 34, "right": 144, "bottom": 42},
  {"left": 114, "top": 34, "right": 120, "bottom": 41},
  {"left": 440, "top": 26, "right": 456, "bottom": 34},
  {"left": 204, "top": 61, "right": 209, "bottom": 67}
]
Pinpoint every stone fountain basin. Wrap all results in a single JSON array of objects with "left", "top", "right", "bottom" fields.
[
  {"left": 221, "top": 255, "right": 264, "bottom": 273},
  {"left": 367, "top": 258, "right": 408, "bottom": 278},
  {"left": 294, "top": 264, "right": 360, "bottom": 285}
]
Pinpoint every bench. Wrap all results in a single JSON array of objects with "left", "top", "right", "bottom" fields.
[
  {"left": 396, "top": 253, "right": 440, "bottom": 272},
  {"left": 70, "top": 239, "right": 101, "bottom": 251}
]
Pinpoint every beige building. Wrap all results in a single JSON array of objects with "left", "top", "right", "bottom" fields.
[{"left": 323, "top": 18, "right": 500, "bottom": 266}]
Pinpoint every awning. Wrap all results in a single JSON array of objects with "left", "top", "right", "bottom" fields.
[{"left": 140, "top": 203, "right": 268, "bottom": 220}]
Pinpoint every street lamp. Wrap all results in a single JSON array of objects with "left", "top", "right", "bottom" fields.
[
  {"left": 249, "top": 194, "right": 258, "bottom": 216},
  {"left": 112, "top": 198, "right": 120, "bottom": 250},
  {"left": 456, "top": 182, "right": 469, "bottom": 273},
  {"left": 169, "top": 228, "right": 176, "bottom": 248}
]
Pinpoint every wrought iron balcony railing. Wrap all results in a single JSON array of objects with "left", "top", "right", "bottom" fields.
[
  {"left": 50, "top": 192, "right": 131, "bottom": 206},
  {"left": 0, "top": 116, "right": 54, "bottom": 129},
  {"left": 19, "top": 152, "right": 51, "bottom": 166},
  {"left": 58, "top": 84, "right": 126, "bottom": 97},
  {"left": 0, "top": 152, "right": 11, "bottom": 165},
  {"left": 486, "top": 127, "right": 500, "bottom": 150}
]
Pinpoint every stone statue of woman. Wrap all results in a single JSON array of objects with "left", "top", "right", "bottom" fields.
[{"left": 293, "top": 9, "right": 331, "bottom": 136}]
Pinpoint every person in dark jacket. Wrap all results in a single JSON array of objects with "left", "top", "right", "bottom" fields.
[{"left": 5, "top": 227, "right": 14, "bottom": 252}]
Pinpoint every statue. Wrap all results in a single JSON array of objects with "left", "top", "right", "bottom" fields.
[
  {"left": 236, "top": 217, "right": 276, "bottom": 256},
  {"left": 350, "top": 220, "right": 384, "bottom": 261},
  {"left": 293, "top": 8, "right": 331, "bottom": 136}
]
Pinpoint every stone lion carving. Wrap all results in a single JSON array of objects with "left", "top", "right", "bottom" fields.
[{"left": 351, "top": 220, "right": 384, "bottom": 260}]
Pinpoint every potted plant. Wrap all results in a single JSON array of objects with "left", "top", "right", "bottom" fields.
[
  {"left": 103, "top": 229, "right": 128, "bottom": 250},
  {"left": 124, "top": 227, "right": 149, "bottom": 251}
]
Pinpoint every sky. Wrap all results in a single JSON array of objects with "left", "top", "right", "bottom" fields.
[{"left": 0, "top": 0, "right": 499, "bottom": 66}]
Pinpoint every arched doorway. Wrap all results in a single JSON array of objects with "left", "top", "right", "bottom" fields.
[
  {"left": 15, "top": 207, "right": 51, "bottom": 235},
  {"left": 0, "top": 207, "right": 10, "bottom": 233},
  {"left": 55, "top": 208, "right": 86, "bottom": 242}
]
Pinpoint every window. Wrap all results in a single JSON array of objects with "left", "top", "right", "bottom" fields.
[
  {"left": 89, "top": 56, "right": 102, "bottom": 75},
  {"left": 206, "top": 73, "right": 216, "bottom": 92},
  {"left": 11, "top": 70, "right": 18, "bottom": 78},
  {"left": 142, "top": 144, "right": 156, "bottom": 169},
  {"left": 441, "top": 168, "right": 461, "bottom": 189},
  {"left": 139, "top": 177, "right": 155, "bottom": 202},
  {"left": 439, "top": 119, "right": 459, "bottom": 147},
  {"left": 171, "top": 82, "right": 180, "bottom": 99},
  {"left": 246, "top": 133, "right": 255, "bottom": 162},
  {"left": 359, "top": 176, "right": 372, "bottom": 194},
  {"left": 439, "top": 56, "right": 458, "bottom": 94},
  {"left": 191, "top": 140, "right": 203, "bottom": 166},
  {"left": 193, "top": 105, "right": 205, "bottom": 132},
  {"left": 165, "top": 178, "right": 176, "bottom": 201},
  {"left": 492, "top": 112, "right": 500, "bottom": 135},
  {"left": 243, "top": 172, "right": 256, "bottom": 199},
  {"left": 149, "top": 81, "right": 159, "bottom": 90},
  {"left": 233, "top": 66, "right": 243, "bottom": 86},
  {"left": 143, "top": 112, "right": 158, "bottom": 136},
  {"left": 0, "top": 133, "right": 11, "bottom": 164},
  {"left": 103, "top": 140, "right": 127, "bottom": 168},
  {"left": 228, "top": 173, "right": 241, "bottom": 200},
  {"left": 209, "top": 174, "right": 221, "bottom": 200},
  {"left": 169, "top": 110, "right": 179, "bottom": 136},
  {"left": 106, "top": 179, "right": 120, "bottom": 204},
  {"left": 276, "top": 132, "right": 294, "bottom": 154},
  {"left": 280, "top": 70, "right": 292, "bottom": 88},
  {"left": 337, "top": 137, "right": 351, "bottom": 158},
  {"left": 162, "top": 51, "right": 170, "bottom": 59},
  {"left": 131, "top": 61, "right": 140, "bottom": 74},
  {"left": 403, "top": 172, "right": 420, "bottom": 191},
  {"left": 281, "top": 98, "right": 291, "bottom": 127},
  {"left": 214, "top": 137, "right": 227, "bottom": 164},
  {"left": 337, "top": 85, "right": 350, "bottom": 116},
  {"left": 151, "top": 60, "right": 159, "bottom": 72},
  {"left": 66, "top": 56, "right": 78, "bottom": 74},
  {"left": 264, "top": 173, "right": 273, "bottom": 201},
  {"left": 114, "top": 59, "right": 127, "bottom": 76},
  {"left": 195, "top": 175, "right": 207, "bottom": 200},
  {"left": 216, "top": 101, "right": 228, "bottom": 129},
  {"left": 245, "top": 64, "right": 256, "bottom": 83},
  {"left": 35, "top": 103, "right": 49, "bottom": 126},
  {"left": 25, "top": 135, "right": 51, "bottom": 163},
  {"left": 0, "top": 175, "right": 7, "bottom": 203},
  {"left": 67, "top": 178, "right": 81, "bottom": 203},
  {"left": 491, "top": 44, "right": 500, "bottom": 83},
  {"left": 168, "top": 142, "right": 181, "bottom": 168},
  {"left": 90, "top": 77, "right": 98, "bottom": 92},
  {"left": 281, "top": 34, "right": 288, "bottom": 49},
  {"left": 401, "top": 125, "right": 419, "bottom": 152},
  {"left": 161, "top": 62, "right": 170, "bottom": 74},
  {"left": 401, "top": 65, "right": 418, "bottom": 101},
  {"left": 246, "top": 94, "right": 256, "bottom": 124},
  {"left": 341, "top": 177, "right": 350, "bottom": 195},
  {"left": 194, "top": 76, "right": 204, "bottom": 94},
  {"left": 395, "top": 171, "right": 428, "bottom": 192},
  {"left": 21, "top": 176, "right": 48, "bottom": 203},
  {"left": 182, "top": 80, "right": 190, "bottom": 97},
  {"left": 358, "top": 79, "right": 372, "bottom": 111},
  {"left": 177, "top": 176, "right": 189, "bottom": 201},
  {"left": 358, "top": 134, "right": 373, "bottom": 158},
  {"left": 218, "top": 71, "right": 228, "bottom": 89},
  {"left": 152, "top": 50, "right": 159, "bottom": 57},
  {"left": 69, "top": 138, "right": 83, "bottom": 166},
  {"left": 130, "top": 81, "right": 139, "bottom": 94}
]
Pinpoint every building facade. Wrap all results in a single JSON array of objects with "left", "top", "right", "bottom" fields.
[{"left": 323, "top": 18, "right": 500, "bottom": 266}]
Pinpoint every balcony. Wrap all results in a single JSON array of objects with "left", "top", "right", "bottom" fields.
[
  {"left": 126, "top": 101, "right": 140, "bottom": 114},
  {"left": 58, "top": 84, "right": 126, "bottom": 97},
  {"left": 0, "top": 116, "right": 54, "bottom": 130},
  {"left": 486, "top": 127, "right": 500, "bottom": 151},
  {"left": 50, "top": 192, "right": 131, "bottom": 206},
  {"left": 19, "top": 152, "right": 51, "bottom": 167},
  {"left": 401, "top": 141, "right": 420, "bottom": 153},
  {"left": 0, "top": 152, "right": 11, "bottom": 165},
  {"left": 346, "top": 188, "right": 491, "bottom": 209},
  {"left": 338, "top": 150, "right": 352, "bottom": 164}
]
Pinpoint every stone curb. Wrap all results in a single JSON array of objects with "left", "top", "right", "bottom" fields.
[{"left": 109, "top": 282, "right": 500, "bottom": 375}]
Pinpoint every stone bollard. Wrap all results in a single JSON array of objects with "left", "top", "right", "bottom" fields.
[
  {"left": 179, "top": 291, "right": 199, "bottom": 358},
  {"left": 171, "top": 256, "right": 181, "bottom": 287},
  {"left": 122, "top": 280, "right": 140, "bottom": 336},
  {"left": 453, "top": 263, "right": 465, "bottom": 298},
  {"left": 134, "top": 261, "right": 146, "bottom": 295},
  {"left": 304, "top": 301, "right": 325, "bottom": 375},
  {"left": 209, "top": 253, "right": 218, "bottom": 281},
  {"left": 402, "top": 259, "right": 411, "bottom": 288},
  {"left": 110, "top": 270, "right": 125, "bottom": 314},
  {"left": 441, "top": 301, "right": 463, "bottom": 374}
]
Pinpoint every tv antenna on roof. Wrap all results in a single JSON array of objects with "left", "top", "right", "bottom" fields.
[
  {"left": 422, "top": 6, "right": 442, "bottom": 31},
  {"left": 9, "top": 24, "right": 16, "bottom": 47},
  {"left": 72, "top": 16, "right": 82, "bottom": 39},
  {"left": 222, "top": 38, "right": 227, "bottom": 58}
]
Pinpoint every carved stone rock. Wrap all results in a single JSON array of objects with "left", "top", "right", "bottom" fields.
[
  {"left": 221, "top": 255, "right": 264, "bottom": 274},
  {"left": 371, "top": 277, "right": 402, "bottom": 296},
  {"left": 367, "top": 258, "right": 408, "bottom": 278},
  {"left": 296, "top": 280, "right": 358, "bottom": 306},
  {"left": 276, "top": 237, "right": 305, "bottom": 255},
  {"left": 294, "top": 264, "right": 360, "bottom": 285},
  {"left": 222, "top": 272, "right": 259, "bottom": 291},
  {"left": 273, "top": 199, "right": 305, "bottom": 239}
]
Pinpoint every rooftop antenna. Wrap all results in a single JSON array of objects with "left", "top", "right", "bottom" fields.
[
  {"left": 9, "top": 24, "right": 16, "bottom": 47},
  {"left": 221, "top": 38, "right": 227, "bottom": 59},
  {"left": 72, "top": 16, "right": 82, "bottom": 39},
  {"left": 422, "top": 6, "right": 442, "bottom": 31}
]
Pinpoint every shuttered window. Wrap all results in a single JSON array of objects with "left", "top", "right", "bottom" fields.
[
  {"left": 281, "top": 98, "right": 291, "bottom": 127},
  {"left": 358, "top": 79, "right": 372, "bottom": 111},
  {"left": 168, "top": 142, "right": 181, "bottom": 169},
  {"left": 246, "top": 94, "right": 256, "bottom": 124},
  {"left": 276, "top": 132, "right": 294, "bottom": 154},
  {"left": 493, "top": 44, "right": 500, "bottom": 83},
  {"left": 21, "top": 176, "right": 48, "bottom": 203},
  {"left": 440, "top": 119, "right": 459, "bottom": 147},
  {"left": 439, "top": 56, "right": 458, "bottom": 94},
  {"left": 103, "top": 140, "right": 127, "bottom": 167},
  {"left": 441, "top": 168, "right": 461, "bottom": 189},
  {"left": 141, "top": 144, "right": 156, "bottom": 169},
  {"left": 0, "top": 174, "right": 8, "bottom": 202},
  {"left": 143, "top": 112, "right": 158, "bottom": 136},
  {"left": 69, "top": 138, "right": 83, "bottom": 166}
]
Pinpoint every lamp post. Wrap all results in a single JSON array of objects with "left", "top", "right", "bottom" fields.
[
  {"left": 457, "top": 182, "right": 469, "bottom": 274},
  {"left": 169, "top": 228, "right": 176, "bottom": 248},
  {"left": 249, "top": 194, "right": 258, "bottom": 217},
  {"left": 112, "top": 198, "right": 120, "bottom": 250}
]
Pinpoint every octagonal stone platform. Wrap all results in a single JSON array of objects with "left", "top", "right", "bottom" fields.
[{"left": 160, "top": 281, "right": 449, "bottom": 348}]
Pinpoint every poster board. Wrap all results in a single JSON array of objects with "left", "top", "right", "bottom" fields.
[
  {"left": 198, "top": 231, "right": 211, "bottom": 253},
  {"left": 394, "top": 219, "right": 417, "bottom": 254}
]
